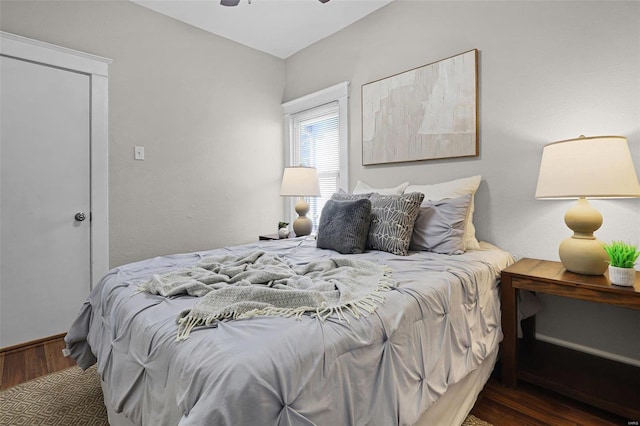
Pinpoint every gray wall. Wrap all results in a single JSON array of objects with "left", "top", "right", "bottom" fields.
[
  {"left": 285, "top": 1, "right": 640, "bottom": 362},
  {"left": 0, "top": 0, "right": 286, "bottom": 267},
  {"left": 2, "top": 0, "right": 638, "bottom": 361}
]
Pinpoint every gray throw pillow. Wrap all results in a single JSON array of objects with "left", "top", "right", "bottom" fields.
[
  {"left": 409, "top": 194, "right": 472, "bottom": 255},
  {"left": 317, "top": 198, "right": 372, "bottom": 254},
  {"left": 331, "top": 189, "right": 374, "bottom": 200},
  {"left": 367, "top": 192, "right": 424, "bottom": 256}
]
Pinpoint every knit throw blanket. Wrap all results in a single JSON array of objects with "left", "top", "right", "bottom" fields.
[{"left": 138, "top": 251, "right": 396, "bottom": 341}]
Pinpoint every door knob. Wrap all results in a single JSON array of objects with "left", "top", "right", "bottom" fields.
[{"left": 75, "top": 212, "right": 86, "bottom": 222}]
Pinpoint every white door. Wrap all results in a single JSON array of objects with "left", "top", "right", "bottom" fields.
[{"left": 0, "top": 55, "right": 92, "bottom": 348}]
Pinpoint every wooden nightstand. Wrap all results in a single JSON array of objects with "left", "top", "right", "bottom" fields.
[
  {"left": 259, "top": 232, "right": 295, "bottom": 241},
  {"left": 500, "top": 258, "right": 640, "bottom": 419}
]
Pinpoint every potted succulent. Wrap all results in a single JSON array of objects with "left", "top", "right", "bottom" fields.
[
  {"left": 277, "top": 221, "right": 289, "bottom": 239},
  {"left": 602, "top": 241, "right": 639, "bottom": 287}
]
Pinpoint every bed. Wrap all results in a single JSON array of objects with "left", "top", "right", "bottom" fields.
[{"left": 65, "top": 176, "right": 515, "bottom": 425}]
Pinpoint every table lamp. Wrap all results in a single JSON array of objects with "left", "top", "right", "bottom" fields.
[
  {"left": 535, "top": 135, "right": 640, "bottom": 275},
  {"left": 280, "top": 166, "right": 321, "bottom": 236}
]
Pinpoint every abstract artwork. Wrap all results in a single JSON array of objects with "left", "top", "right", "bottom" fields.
[{"left": 362, "top": 49, "right": 478, "bottom": 165}]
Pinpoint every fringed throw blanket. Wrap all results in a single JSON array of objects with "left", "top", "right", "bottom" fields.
[{"left": 138, "top": 251, "right": 396, "bottom": 340}]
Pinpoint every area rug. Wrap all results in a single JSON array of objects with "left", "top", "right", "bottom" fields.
[
  {"left": 0, "top": 366, "right": 492, "bottom": 425},
  {"left": 0, "top": 365, "right": 107, "bottom": 425}
]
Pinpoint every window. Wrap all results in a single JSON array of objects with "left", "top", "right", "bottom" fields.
[
  {"left": 283, "top": 82, "right": 349, "bottom": 232},
  {"left": 291, "top": 103, "right": 339, "bottom": 229}
]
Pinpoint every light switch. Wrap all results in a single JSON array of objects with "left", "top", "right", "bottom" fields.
[{"left": 134, "top": 146, "right": 145, "bottom": 160}]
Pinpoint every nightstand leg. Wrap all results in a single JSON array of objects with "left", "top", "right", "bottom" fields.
[{"left": 500, "top": 273, "right": 517, "bottom": 387}]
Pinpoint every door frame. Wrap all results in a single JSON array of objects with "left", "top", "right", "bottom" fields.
[{"left": 1, "top": 31, "right": 111, "bottom": 289}]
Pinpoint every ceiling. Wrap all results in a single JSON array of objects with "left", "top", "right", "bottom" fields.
[{"left": 132, "top": 0, "right": 393, "bottom": 59}]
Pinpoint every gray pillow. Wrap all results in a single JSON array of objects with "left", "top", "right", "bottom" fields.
[
  {"left": 316, "top": 198, "right": 372, "bottom": 254},
  {"left": 409, "top": 194, "right": 472, "bottom": 255},
  {"left": 367, "top": 192, "right": 424, "bottom": 256},
  {"left": 331, "top": 189, "right": 374, "bottom": 200}
]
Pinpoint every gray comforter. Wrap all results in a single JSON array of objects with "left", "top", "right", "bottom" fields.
[{"left": 65, "top": 238, "right": 513, "bottom": 425}]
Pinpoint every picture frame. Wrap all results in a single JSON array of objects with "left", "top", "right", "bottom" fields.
[{"left": 362, "top": 49, "right": 478, "bottom": 165}]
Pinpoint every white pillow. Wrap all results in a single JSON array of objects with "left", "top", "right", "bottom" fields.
[
  {"left": 353, "top": 180, "right": 409, "bottom": 195},
  {"left": 404, "top": 175, "right": 482, "bottom": 250}
]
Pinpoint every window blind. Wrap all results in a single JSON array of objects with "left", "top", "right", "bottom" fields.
[{"left": 291, "top": 101, "right": 340, "bottom": 231}]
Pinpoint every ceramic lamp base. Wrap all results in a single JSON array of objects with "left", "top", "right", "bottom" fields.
[
  {"left": 558, "top": 198, "right": 608, "bottom": 275},
  {"left": 293, "top": 197, "right": 312, "bottom": 236},
  {"left": 559, "top": 236, "right": 608, "bottom": 275},
  {"left": 293, "top": 216, "right": 312, "bottom": 236}
]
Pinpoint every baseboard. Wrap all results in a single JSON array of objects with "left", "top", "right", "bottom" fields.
[
  {"left": 536, "top": 333, "right": 640, "bottom": 367},
  {"left": 0, "top": 333, "right": 67, "bottom": 355}
]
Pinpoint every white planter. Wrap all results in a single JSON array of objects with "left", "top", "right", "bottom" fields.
[
  {"left": 278, "top": 227, "right": 289, "bottom": 239},
  {"left": 608, "top": 265, "right": 636, "bottom": 287}
]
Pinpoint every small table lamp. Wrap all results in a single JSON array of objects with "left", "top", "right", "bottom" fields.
[
  {"left": 535, "top": 135, "right": 640, "bottom": 275},
  {"left": 280, "top": 166, "right": 321, "bottom": 236}
]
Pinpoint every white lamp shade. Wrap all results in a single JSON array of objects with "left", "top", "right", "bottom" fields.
[
  {"left": 535, "top": 135, "right": 640, "bottom": 199},
  {"left": 280, "top": 166, "right": 321, "bottom": 197}
]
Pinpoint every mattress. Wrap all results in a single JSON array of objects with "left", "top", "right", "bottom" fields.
[{"left": 65, "top": 238, "right": 513, "bottom": 425}]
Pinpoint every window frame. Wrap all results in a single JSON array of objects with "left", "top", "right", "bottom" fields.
[{"left": 282, "top": 82, "right": 349, "bottom": 229}]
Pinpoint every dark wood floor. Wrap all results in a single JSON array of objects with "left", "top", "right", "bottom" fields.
[
  {"left": 1, "top": 335, "right": 633, "bottom": 425},
  {"left": 471, "top": 373, "right": 630, "bottom": 425}
]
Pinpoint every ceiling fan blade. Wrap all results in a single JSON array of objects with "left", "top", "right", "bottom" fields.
[{"left": 221, "top": 0, "right": 326, "bottom": 5}]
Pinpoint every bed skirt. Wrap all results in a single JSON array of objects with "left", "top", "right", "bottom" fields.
[{"left": 102, "top": 346, "right": 498, "bottom": 426}]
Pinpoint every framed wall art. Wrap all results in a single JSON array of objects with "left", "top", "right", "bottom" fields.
[{"left": 362, "top": 49, "right": 478, "bottom": 165}]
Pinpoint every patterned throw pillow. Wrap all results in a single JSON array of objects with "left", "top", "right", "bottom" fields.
[
  {"left": 367, "top": 192, "right": 424, "bottom": 256},
  {"left": 317, "top": 198, "right": 372, "bottom": 254}
]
